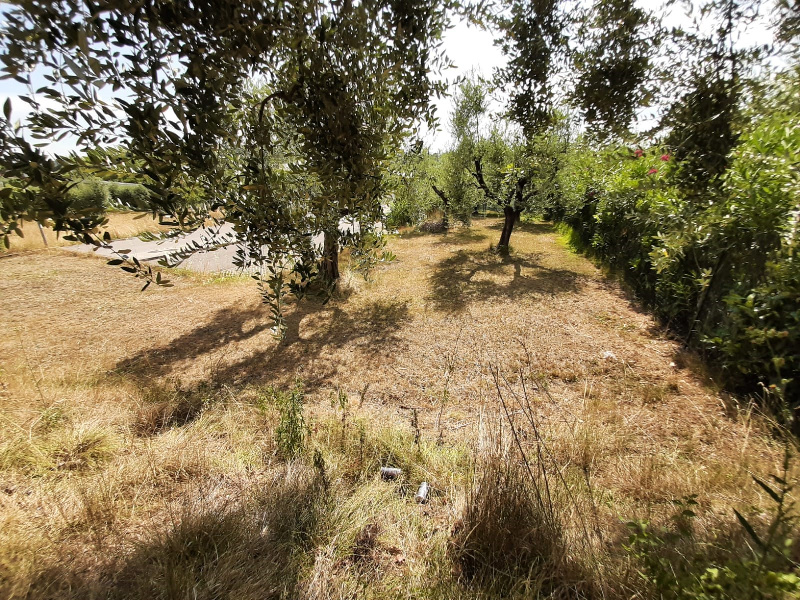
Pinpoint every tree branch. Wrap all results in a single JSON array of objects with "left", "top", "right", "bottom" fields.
[
  {"left": 431, "top": 184, "right": 448, "bottom": 205},
  {"left": 471, "top": 157, "right": 499, "bottom": 203},
  {"left": 513, "top": 175, "right": 529, "bottom": 209},
  {"left": 257, "top": 84, "right": 300, "bottom": 124}
]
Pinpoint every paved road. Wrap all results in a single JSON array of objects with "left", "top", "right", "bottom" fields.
[{"left": 67, "top": 223, "right": 336, "bottom": 273}]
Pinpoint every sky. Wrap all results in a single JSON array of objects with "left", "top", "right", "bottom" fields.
[{"left": 423, "top": 19, "right": 506, "bottom": 152}]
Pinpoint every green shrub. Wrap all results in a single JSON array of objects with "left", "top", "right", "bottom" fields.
[
  {"left": 108, "top": 183, "right": 151, "bottom": 209},
  {"left": 709, "top": 257, "right": 800, "bottom": 423},
  {"left": 625, "top": 453, "right": 799, "bottom": 599},
  {"left": 388, "top": 148, "right": 442, "bottom": 228},
  {"left": 272, "top": 381, "right": 307, "bottom": 459},
  {"left": 67, "top": 179, "right": 109, "bottom": 214},
  {"left": 555, "top": 73, "right": 800, "bottom": 420}
]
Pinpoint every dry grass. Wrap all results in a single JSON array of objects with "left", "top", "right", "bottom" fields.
[
  {"left": 1, "top": 212, "right": 169, "bottom": 252},
  {"left": 0, "top": 218, "right": 796, "bottom": 599}
]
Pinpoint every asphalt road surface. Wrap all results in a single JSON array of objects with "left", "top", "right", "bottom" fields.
[{"left": 68, "top": 222, "right": 340, "bottom": 273}]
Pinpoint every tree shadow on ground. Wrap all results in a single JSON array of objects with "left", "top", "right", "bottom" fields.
[
  {"left": 428, "top": 249, "right": 585, "bottom": 313},
  {"left": 218, "top": 296, "right": 412, "bottom": 389},
  {"left": 114, "top": 303, "right": 273, "bottom": 380},
  {"left": 28, "top": 467, "right": 324, "bottom": 600},
  {"left": 484, "top": 220, "right": 557, "bottom": 236},
  {"left": 110, "top": 470, "right": 322, "bottom": 600},
  {"left": 114, "top": 296, "right": 411, "bottom": 391},
  {"left": 434, "top": 228, "right": 489, "bottom": 246}
]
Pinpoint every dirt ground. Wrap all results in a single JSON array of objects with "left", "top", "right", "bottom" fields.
[{"left": 0, "top": 218, "right": 783, "bottom": 498}]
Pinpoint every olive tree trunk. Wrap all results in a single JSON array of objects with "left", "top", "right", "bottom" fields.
[
  {"left": 432, "top": 184, "right": 450, "bottom": 230},
  {"left": 497, "top": 206, "right": 521, "bottom": 255},
  {"left": 322, "top": 229, "right": 340, "bottom": 283}
]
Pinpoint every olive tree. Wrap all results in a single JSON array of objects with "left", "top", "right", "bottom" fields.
[
  {"left": 431, "top": 74, "right": 489, "bottom": 228},
  {"left": 387, "top": 143, "right": 442, "bottom": 228},
  {"left": 469, "top": 0, "right": 656, "bottom": 253},
  {"left": 571, "top": 0, "right": 659, "bottom": 140},
  {"left": 471, "top": 122, "right": 569, "bottom": 253}
]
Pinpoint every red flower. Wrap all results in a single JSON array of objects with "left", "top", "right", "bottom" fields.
[
  {"left": 660, "top": 154, "right": 670, "bottom": 161},
  {"left": 634, "top": 149, "right": 644, "bottom": 158},
  {"left": 648, "top": 168, "right": 658, "bottom": 175}
]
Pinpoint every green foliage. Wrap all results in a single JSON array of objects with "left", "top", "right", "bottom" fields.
[
  {"left": 495, "top": 0, "right": 655, "bottom": 141},
  {"left": 556, "top": 70, "right": 800, "bottom": 417},
  {"left": 431, "top": 75, "right": 491, "bottom": 227},
  {"left": 349, "top": 231, "right": 396, "bottom": 282},
  {"left": 271, "top": 382, "right": 308, "bottom": 460},
  {"left": 777, "top": 0, "right": 800, "bottom": 46},
  {"left": 712, "top": 259, "right": 800, "bottom": 414},
  {"left": 625, "top": 453, "right": 799, "bottom": 599},
  {"left": 494, "top": 0, "right": 567, "bottom": 137},
  {"left": 624, "top": 496, "right": 700, "bottom": 593},
  {"left": 664, "top": 73, "right": 740, "bottom": 196},
  {"left": 558, "top": 143, "right": 664, "bottom": 271},
  {"left": 572, "top": 0, "right": 658, "bottom": 140},
  {"left": 703, "top": 109, "right": 800, "bottom": 409},
  {"left": 107, "top": 183, "right": 151, "bottom": 210},
  {"left": 388, "top": 145, "right": 442, "bottom": 227},
  {"left": 441, "top": 147, "right": 481, "bottom": 226},
  {"left": 470, "top": 117, "right": 570, "bottom": 251},
  {"left": 66, "top": 179, "right": 109, "bottom": 215},
  {"left": 659, "top": 0, "right": 766, "bottom": 198}
]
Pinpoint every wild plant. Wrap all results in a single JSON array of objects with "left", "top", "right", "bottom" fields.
[
  {"left": 275, "top": 381, "right": 307, "bottom": 459},
  {"left": 625, "top": 446, "right": 799, "bottom": 599}
]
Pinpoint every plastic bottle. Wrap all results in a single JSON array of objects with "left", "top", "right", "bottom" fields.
[
  {"left": 415, "top": 481, "right": 429, "bottom": 503},
  {"left": 380, "top": 467, "right": 402, "bottom": 480}
]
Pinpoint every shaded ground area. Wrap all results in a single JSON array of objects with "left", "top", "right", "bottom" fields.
[
  {"left": 427, "top": 249, "right": 584, "bottom": 312},
  {"left": 114, "top": 297, "right": 412, "bottom": 390}
]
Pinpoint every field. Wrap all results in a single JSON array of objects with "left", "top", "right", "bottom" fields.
[
  {"left": 1, "top": 212, "right": 169, "bottom": 253},
  {"left": 0, "top": 218, "right": 795, "bottom": 599}
]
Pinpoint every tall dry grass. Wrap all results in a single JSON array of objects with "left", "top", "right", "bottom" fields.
[
  {"left": 0, "top": 365, "right": 796, "bottom": 599},
  {"left": 2, "top": 212, "right": 167, "bottom": 252}
]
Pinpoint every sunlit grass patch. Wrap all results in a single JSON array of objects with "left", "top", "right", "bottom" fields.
[{"left": 1, "top": 426, "right": 117, "bottom": 476}]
